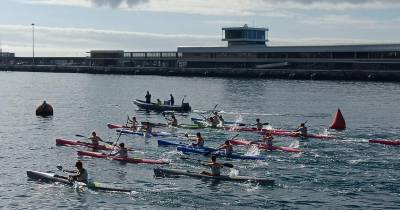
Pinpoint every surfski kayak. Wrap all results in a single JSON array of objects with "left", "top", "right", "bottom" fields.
[
  {"left": 77, "top": 150, "right": 168, "bottom": 165},
  {"left": 191, "top": 117, "right": 246, "bottom": 126},
  {"left": 369, "top": 139, "right": 400, "bottom": 146},
  {"left": 154, "top": 168, "right": 274, "bottom": 185},
  {"left": 176, "top": 146, "right": 266, "bottom": 160},
  {"left": 56, "top": 138, "right": 115, "bottom": 151},
  {"left": 116, "top": 129, "right": 172, "bottom": 137},
  {"left": 27, "top": 171, "right": 132, "bottom": 192},
  {"left": 229, "top": 139, "right": 303, "bottom": 153},
  {"left": 266, "top": 130, "right": 334, "bottom": 139}
]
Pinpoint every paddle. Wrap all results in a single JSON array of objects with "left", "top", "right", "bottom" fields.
[
  {"left": 204, "top": 133, "right": 240, "bottom": 156},
  {"left": 75, "top": 134, "right": 114, "bottom": 145},
  {"left": 180, "top": 156, "right": 234, "bottom": 168},
  {"left": 108, "top": 128, "right": 125, "bottom": 155}
]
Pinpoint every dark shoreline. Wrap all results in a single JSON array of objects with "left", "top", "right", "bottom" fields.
[{"left": 1, "top": 65, "right": 400, "bottom": 82}]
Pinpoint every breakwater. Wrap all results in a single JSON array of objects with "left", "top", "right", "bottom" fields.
[{"left": 1, "top": 65, "right": 400, "bottom": 82}]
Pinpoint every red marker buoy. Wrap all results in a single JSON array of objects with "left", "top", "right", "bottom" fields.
[
  {"left": 330, "top": 108, "right": 346, "bottom": 130},
  {"left": 36, "top": 101, "right": 53, "bottom": 117}
]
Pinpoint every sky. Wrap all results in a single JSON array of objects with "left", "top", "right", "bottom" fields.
[{"left": 0, "top": 0, "right": 400, "bottom": 56}]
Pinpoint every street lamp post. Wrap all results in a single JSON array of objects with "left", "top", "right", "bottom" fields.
[{"left": 32, "top": 23, "right": 35, "bottom": 65}]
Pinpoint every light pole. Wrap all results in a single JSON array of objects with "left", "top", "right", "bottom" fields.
[{"left": 31, "top": 23, "right": 35, "bottom": 65}]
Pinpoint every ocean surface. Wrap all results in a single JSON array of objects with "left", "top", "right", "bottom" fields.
[{"left": 0, "top": 71, "right": 399, "bottom": 209}]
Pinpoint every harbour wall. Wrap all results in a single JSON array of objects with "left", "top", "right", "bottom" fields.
[{"left": 1, "top": 65, "right": 400, "bottom": 82}]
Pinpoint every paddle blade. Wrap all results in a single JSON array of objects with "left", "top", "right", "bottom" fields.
[
  {"left": 222, "top": 163, "right": 234, "bottom": 168},
  {"left": 75, "top": 134, "right": 86, "bottom": 138},
  {"left": 56, "top": 165, "right": 63, "bottom": 171}
]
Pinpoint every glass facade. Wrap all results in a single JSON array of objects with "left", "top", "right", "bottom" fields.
[{"left": 225, "top": 29, "right": 265, "bottom": 40}]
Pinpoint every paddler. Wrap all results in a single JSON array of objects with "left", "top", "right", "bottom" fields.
[
  {"left": 88, "top": 131, "right": 103, "bottom": 146},
  {"left": 167, "top": 114, "right": 178, "bottom": 127},
  {"left": 217, "top": 140, "right": 233, "bottom": 156},
  {"left": 190, "top": 132, "right": 205, "bottom": 147},
  {"left": 262, "top": 133, "right": 274, "bottom": 149},
  {"left": 294, "top": 123, "right": 308, "bottom": 137},
  {"left": 128, "top": 116, "right": 139, "bottom": 130},
  {"left": 254, "top": 118, "right": 268, "bottom": 131},
  {"left": 64, "top": 161, "right": 88, "bottom": 183},
  {"left": 218, "top": 115, "right": 225, "bottom": 127},
  {"left": 143, "top": 122, "right": 153, "bottom": 136},
  {"left": 201, "top": 156, "right": 223, "bottom": 176},
  {"left": 111, "top": 143, "right": 128, "bottom": 158},
  {"left": 145, "top": 91, "right": 151, "bottom": 103},
  {"left": 208, "top": 116, "right": 218, "bottom": 128}
]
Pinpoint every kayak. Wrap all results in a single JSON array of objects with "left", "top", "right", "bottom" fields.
[
  {"left": 26, "top": 171, "right": 132, "bottom": 192},
  {"left": 229, "top": 139, "right": 303, "bottom": 153},
  {"left": 176, "top": 146, "right": 266, "bottom": 160},
  {"left": 224, "top": 126, "right": 291, "bottom": 133},
  {"left": 369, "top": 139, "right": 400, "bottom": 146},
  {"left": 56, "top": 138, "right": 114, "bottom": 151},
  {"left": 107, "top": 123, "right": 133, "bottom": 129},
  {"left": 157, "top": 139, "right": 188, "bottom": 147},
  {"left": 116, "top": 129, "right": 172, "bottom": 137},
  {"left": 191, "top": 117, "right": 246, "bottom": 126},
  {"left": 154, "top": 168, "right": 274, "bottom": 185},
  {"left": 267, "top": 130, "right": 335, "bottom": 139},
  {"left": 133, "top": 99, "right": 191, "bottom": 112},
  {"left": 77, "top": 150, "right": 169, "bottom": 165}
]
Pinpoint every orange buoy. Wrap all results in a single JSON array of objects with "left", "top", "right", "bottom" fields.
[
  {"left": 330, "top": 108, "right": 346, "bottom": 130},
  {"left": 36, "top": 101, "right": 53, "bottom": 117}
]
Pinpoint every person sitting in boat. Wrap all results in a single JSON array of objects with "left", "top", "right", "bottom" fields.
[
  {"left": 217, "top": 140, "right": 233, "bottom": 156},
  {"left": 254, "top": 118, "right": 268, "bottom": 131},
  {"left": 167, "top": 114, "right": 178, "bottom": 127},
  {"left": 128, "top": 116, "right": 139, "bottom": 130},
  {"left": 111, "top": 143, "right": 128, "bottom": 158},
  {"left": 212, "top": 112, "right": 220, "bottom": 124},
  {"left": 262, "top": 133, "right": 274, "bottom": 149},
  {"left": 218, "top": 115, "right": 225, "bottom": 127},
  {"left": 88, "top": 131, "right": 103, "bottom": 146},
  {"left": 208, "top": 117, "right": 218, "bottom": 128},
  {"left": 201, "top": 156, "right": 223, "bottom": 176},
  {"left": 65, "top": 161, "right": 88, "bottom": 183},
  {"left": 156, "top": 99, "right": 162, "bottom": 105},
  {"left": 169, "top": 94, "right": 174, "bottom": 106},
  {"left": 294, "top": 123, "right": 308, "bottom": 137},
  {"left": 143, "top": 122, "right": 153, "bottom": 136},
  {"left": 190, "top": 132, "right": 204, "bottom": 147},
  {"left": 145, "top": 91, "right": 151, "bottom": 103}
]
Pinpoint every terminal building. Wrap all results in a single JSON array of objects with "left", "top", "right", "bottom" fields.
[{"left": 9, "top": 25, "right": 400, "bottom": 71}]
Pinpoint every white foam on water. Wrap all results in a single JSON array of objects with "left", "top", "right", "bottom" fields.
[
  {"left": 228, "top": 168, "right": 239, "bottom": 177},
  {"left": 245, "top": 145, "right": 260, "bottom": 156},
  {"left": 289, "top": 140, "right": 300, "bottom": 148}
]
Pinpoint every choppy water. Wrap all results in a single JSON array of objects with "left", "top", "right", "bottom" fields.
[{"left": 0, "top": 71, "right": 399, "bottom": 209}]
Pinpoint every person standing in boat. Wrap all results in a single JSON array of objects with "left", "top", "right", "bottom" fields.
[
  {"left": 294, "top": 123, "right": 308, "bottom": 137},
  {"left": 64, "top": 161, "right": 88, "bottom": 183},
  {"left": 201, "top": 156, "right": 223, "bottom": 176},
  {"left": 111, "top": 143, "right": 128, "bottom": 158},
  {"left": 169, "top": 94, "right": 174, "bottom": 106},
  {"left": 145, "top": 91, "right": 151, "bottom": 103},
  {"left": 88, "top": 131, "right": 103, "bottom": 147}
]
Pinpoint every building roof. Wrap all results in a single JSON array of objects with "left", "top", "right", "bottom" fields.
[{"left": 178, "top": 44, "right": 400, "bottom": 53}]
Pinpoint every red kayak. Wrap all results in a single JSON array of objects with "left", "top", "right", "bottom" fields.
[
  {"left": 56, "top": 139, "right": 114, "bottom": 151},
  {"left": 266, "top": 130, "right": 334, "bottom": 139},
  {"left": 230, "top": 139, "right": 303, "bottom": 153},
  {"left": 223, "top": 126, "right": 291, "bottom": 133},
  {"left": 369, "top": 139, "right": 400, "bottom": 146},
  {"left": 107, "top": 123, "right": 132, "bottom": 129},
  {"left": 77, "top": 150, "right": 169, "bottom": 165}
]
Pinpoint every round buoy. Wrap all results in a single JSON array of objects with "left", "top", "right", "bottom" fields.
[
  {"left": 36, "top": 101, "right": 53, "bottom": 117},
  {"left": 329, "top": 108, "right": 346, "bottom": 130}
]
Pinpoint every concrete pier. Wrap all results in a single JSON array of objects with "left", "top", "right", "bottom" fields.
[{"left": 1, "top": 65, "right": 400, "bottom": 82}]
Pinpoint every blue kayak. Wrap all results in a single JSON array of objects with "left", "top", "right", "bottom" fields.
[
  {"left": 176, "top": 146, "right": 266, "bottom": 160},
  {"left": 116, "top": 129, "right": 172, "bottom": 137}
]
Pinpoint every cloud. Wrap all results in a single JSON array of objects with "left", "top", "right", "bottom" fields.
[
  {"left": 89, "top": 0, "right": 149, "bottom": 8},
  {"left": 0, "top": 24, "right": 221, "bottom": 56}
]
